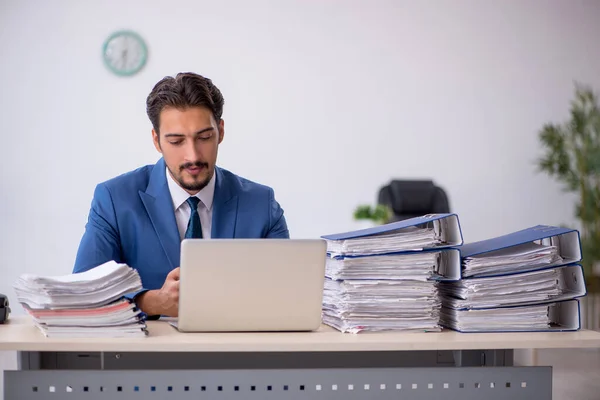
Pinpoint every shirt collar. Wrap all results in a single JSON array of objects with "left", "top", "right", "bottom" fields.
[{"left": 165, "top": 167, "right": 216, "bottom": 211}]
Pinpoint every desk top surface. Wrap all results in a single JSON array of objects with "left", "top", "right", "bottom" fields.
[{"left": 1, "top": 316, "right": 599, "bottom": 352}]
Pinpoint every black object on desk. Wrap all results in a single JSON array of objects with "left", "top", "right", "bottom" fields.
[{"left": 0, "top": 293, "right": 10, "bottom": 324}]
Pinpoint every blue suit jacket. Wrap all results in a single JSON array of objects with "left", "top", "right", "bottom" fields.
[{"left": 73, "top": 158, "right": 289, "bottom": 294}]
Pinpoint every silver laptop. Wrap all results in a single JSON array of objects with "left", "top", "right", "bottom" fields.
[{"left": 177, "top": 239, "right": 327, "bottom": 332}]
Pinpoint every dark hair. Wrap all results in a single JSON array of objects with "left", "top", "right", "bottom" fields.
[{"left": 146, "top": 72, "right": 224, "bottom": 134}]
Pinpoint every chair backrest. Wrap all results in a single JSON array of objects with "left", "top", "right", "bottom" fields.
[{"left": 378, "top": 180, "right": 450, "bottom": 222}]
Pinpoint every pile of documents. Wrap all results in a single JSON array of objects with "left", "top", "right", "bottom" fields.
[
  {"left": 440, "top": 225, "right": 585, "bottom": 332},
  {"left": 325, "top": 226, "right": 443, "bottom": 257},
  {"left": 326, "top": 252, "right": 445, "bottom": 281},
  {"left": 439, "top": 264, "right": 585, "bottom": 310},
  {"left": 13, "top": 260, "right": 148, "bottom": 338},
  {"left": 462, "top": 242, "right": 563, "bottom": 278},
  {"left": 440, "top": 303, "right": 561, "bottom": 332},
  {"left": 321, "top": 214, "right": 463, "bottom": 333}
]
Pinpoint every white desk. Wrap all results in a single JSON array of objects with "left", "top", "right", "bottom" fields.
[{"left": 2, "top": 316, "right": 600, "bottom": 400}]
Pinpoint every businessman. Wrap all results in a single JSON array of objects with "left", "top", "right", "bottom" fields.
[{"left": 73, "top": 72, "right": 289, "bottom": 317}]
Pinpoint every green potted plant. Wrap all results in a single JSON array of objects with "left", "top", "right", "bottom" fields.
[
  {"left": 536, "top": 83, "right": 600, "bottom": 298},
  {"left": 353, "top": 204, "right": 392, "bottom": 227}
]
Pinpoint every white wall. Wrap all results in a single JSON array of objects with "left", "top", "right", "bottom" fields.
[{"left": 1, "top": 0, "right": 600, "bottom": 393}]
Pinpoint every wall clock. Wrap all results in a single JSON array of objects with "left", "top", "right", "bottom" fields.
[{"left": 102, "top": 30, "right": 148, "bottom": 76}]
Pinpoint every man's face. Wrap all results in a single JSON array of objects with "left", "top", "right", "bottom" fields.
[{"left": 152, "top": 106, "right": 224, "bottom": 194}]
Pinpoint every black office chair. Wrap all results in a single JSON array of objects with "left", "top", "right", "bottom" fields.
[{"left": 378, "top": 180, "right": 450, "bottom": 222}]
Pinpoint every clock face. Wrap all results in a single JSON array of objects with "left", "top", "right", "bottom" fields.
[{"left": 102, "top": 30, "right": 148, "bottom": 76}]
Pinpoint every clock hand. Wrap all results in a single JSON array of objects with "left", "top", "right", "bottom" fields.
[{"left": 121, "top": 49, "right": 128, "bottom": 69}]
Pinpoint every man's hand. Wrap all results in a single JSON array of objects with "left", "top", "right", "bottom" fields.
[{"left": 136, "top": 267, "right": 180, "bottom": 317}]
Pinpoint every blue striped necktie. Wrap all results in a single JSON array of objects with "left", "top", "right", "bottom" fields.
[{"left": 184, "top": 197, "right": 203, "bottom": 239}]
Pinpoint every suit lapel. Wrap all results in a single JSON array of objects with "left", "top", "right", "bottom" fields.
[
  {"left": 139, "top": 158, "right": 181, "bottom": 269},
  {"left": 212, "top": 167, "right": 239, "bottom": 238}
]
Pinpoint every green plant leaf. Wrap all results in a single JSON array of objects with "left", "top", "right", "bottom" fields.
[
  {"left": 536, "top": 83, "right": 600, "bottom": 291},
  {"left": 353, "top": 204, "right": 392, "bottom": 224},
  {"left": 354, "top": 205, "right": 373, "bottom": 220}
]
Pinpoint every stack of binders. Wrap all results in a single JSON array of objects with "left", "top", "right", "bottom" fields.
[
  {"left": 13, "top": 260, "right": 148, "bottom": 338},
  {"left": 320, "top": 213, "right": 464, "bottom": 333},
  {"left": 439, "top": 225, "right": 586, "bottom": 332}
]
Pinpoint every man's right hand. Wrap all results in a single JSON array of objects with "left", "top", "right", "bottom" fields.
[{"left": 136, "top": 267, "right": 180, "bottom": 317}]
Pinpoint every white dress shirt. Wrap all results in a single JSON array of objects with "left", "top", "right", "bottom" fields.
[{"left": 166, "top": 167, "right": 215, "bottom": 240}]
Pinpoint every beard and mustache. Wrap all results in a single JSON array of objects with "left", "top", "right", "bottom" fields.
[{"left": 169, "top": 161, "right": 212, "bottom": 192}]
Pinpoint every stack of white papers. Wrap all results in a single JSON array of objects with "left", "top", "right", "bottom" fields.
[
  {"left": 322, "top": 279, "right": 441, "bottom": 333},
  {"left": 320, "top": 215, "right": 464, "bottom": 333},
  {"left": 326, "top": 252, "right": 441, "bottom": 281},
  {"left": 23, "top": 299, "right": 145, "bottom": 338},
  {"left": 326, "top": 226, "right": 442, "bottom": 257},
  {"left": 462, "top": 242, "right": 563, "bottom": 277},
  {"left": 13, "top": 261, "right": 147, "bottom": 338},
  {"left": 439, "top": 268, "right": 563, "bottom": 309},
  {"left": 440, "top": 304, "right": 552, "bottom": 332}
]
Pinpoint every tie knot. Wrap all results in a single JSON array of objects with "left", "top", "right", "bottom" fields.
[{"left": 186, "top": 196, "right": 201, "bottom": 211}]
